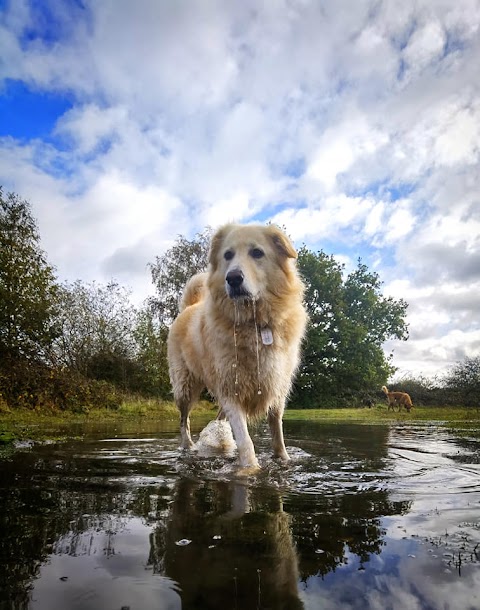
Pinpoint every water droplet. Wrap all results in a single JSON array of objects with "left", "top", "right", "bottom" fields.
[{"left": 175, "top": 539, "right": 192, "bottom": 546}]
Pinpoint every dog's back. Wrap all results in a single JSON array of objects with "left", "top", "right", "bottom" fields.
[{"left": 179, "top": 272, "right": 207, "bottom": 312}]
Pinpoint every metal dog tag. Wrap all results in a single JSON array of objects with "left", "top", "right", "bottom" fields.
[{"left": 261, "top": 327, "right": 273, "bottom": 345}]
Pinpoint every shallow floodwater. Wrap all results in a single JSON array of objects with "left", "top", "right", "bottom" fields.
[{"left": 1, "top": 418, "right": 479, "bottom": 610}]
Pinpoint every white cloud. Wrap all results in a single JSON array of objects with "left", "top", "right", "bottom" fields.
[
  {"left": 202, "top": 191, "right": 252, "bottom": 228},
  {"left": 271, "top": 194, "right": 379, "bottom": 242},
  {"left": 306, "top": 114, "right": 389, "bottom": 192},
  {"left": 433, "top": 101, "right": 480, "bottom": 166},
  {"left": 402, "top": 20, "right": 446, "bottom": 76},
  {"left": 383, "top": 276, "right": 480, "bottom": 378},
  {"left": 55, "top": 104, "right": 129, "bottom": 155},
  {"left": 382, "top": 201, "right": 417, "bottom": 244},
  {"left": 1, "top": 0, "right": 480, "bottom": 377}
]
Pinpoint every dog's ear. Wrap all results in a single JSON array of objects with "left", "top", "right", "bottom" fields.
[
  {"left": 209, "top": 224, "right": 232, "bottom": 269},
  {"left": 267, "top": 225, "right": 297, "bottom": 259}
]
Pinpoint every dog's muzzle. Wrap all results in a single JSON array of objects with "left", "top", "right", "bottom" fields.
[{"left": 225, "top": 269, "right": 250, "bottom": 298}]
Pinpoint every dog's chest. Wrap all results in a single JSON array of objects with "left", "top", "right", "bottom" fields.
[
  {"left": 233, "top": 324, "right": 278, "bottom": 355},
  {"left": 214, "top": 324, "right": 284, "bottom": 381}
]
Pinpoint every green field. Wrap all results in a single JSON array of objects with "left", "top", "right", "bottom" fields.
[
  {"left": 284, "top": 405, "right": 480, "bottom": 423},
  {"left": 1, "top": 398, "right": 479, "bottom": 446}
]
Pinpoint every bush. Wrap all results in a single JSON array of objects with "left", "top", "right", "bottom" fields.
[
  {"left": 386, "top": 367, "right": 480, "bottom": 409},
  {"left": 0, "top": 359, "right": 121, "bottom": 413},
  {"left": 0, "top": 392, "right": 9, "bottom": 414}
]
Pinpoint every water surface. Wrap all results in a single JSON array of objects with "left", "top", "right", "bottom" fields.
[{"left": 1, "top": 419, "right": 479, "bottom": 609}]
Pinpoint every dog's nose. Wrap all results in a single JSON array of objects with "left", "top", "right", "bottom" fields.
[{"left": 226, "top": 269, "right": 244, "bottom": 288}]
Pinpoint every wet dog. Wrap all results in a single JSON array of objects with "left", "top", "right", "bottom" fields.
[{"left": 167, "top": 223, "right": 307, "bottom": 469}]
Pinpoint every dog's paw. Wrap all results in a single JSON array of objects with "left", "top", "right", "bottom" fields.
[
  {"left": 273, "top": 450, "right": 290, "bottom": 461},
  {"left": 236, "top": 462, "right": 261, "bottom": 477}
]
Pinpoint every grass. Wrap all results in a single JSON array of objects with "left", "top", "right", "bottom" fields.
[
  {"left": 284, "top": 405, "right": 480, "bottom": 424},
  {"left": 0, "top": 399, "right": 478, "bottom": 444},
  {"left": 0, "top": 399, "right": 216, "bottom": 444}
]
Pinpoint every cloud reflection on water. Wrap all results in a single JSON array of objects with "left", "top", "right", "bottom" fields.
[{"left": 0, "top": 419, "right": 478, "bottom": 609}]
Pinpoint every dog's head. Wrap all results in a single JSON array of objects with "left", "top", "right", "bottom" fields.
[{"left": 207, "top": 224, "right": 299, "bottom": 302}]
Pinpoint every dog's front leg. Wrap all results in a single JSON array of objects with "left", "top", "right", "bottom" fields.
[
  {"left": 223, "top": 403, "right": 259, "bottom": 469},
  {"left": 180, "top": 411, "right": 194, "bottom": 449},
  {"left": 268, "top": 408, "right": 289, "bottom": 461},
  {"left": 176, "top": 394, "right": 195, "bottom": 449}
]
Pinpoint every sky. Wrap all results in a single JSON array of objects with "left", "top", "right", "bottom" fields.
[{"left": 0, "top": 0, "right": 479, "bottom": 381}]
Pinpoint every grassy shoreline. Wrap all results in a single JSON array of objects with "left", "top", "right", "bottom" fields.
[
  {"left": 1, "top": 400, "right": 479, "bottom": 445},
  {"left": 285, "top": 405, "right": 480, "bottom": 423},
  {"left": 0, "top": 399, "right": 215, "bottom": 444}
]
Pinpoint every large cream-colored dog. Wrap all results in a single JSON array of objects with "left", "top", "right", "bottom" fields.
[{"left": 167, "top": 224, "right": 307, "bottom": 469}]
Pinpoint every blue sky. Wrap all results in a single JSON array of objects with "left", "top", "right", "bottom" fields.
[{"left": 1, "top": 0, "right": 479, "bottom": 379}]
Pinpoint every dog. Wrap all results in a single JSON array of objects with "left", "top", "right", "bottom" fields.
[
  {"left": 382, "top": 385, "right": 413, "bottom": 412},
  {"left": 167, "top": 223, "right": 308, "bottom": 469},
  {"left": 363, "top": 397, "right": 375, "bottom": 409}
]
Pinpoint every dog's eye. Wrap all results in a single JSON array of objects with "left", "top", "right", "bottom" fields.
[
  {"left": 250, "top": 248, "right": 264, "bottom": 259},
  {"left": 224, "top": 250, "right": 234, "bottom": 261}
]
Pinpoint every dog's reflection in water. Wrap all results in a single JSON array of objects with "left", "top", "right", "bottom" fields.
[{"left": 148, "top": 475, "right": 304, "bottom": 610}]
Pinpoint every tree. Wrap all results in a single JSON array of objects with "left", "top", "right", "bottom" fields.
[
  {"left": 0, "top": 188, "right": 58, "bottom": 362},
  {"left": 148, "top": 228, "right": 211, "bottom": 325},
  {"left": 291, "top": 249, "right": 409, "bottom": 407},
  {"left": 132, "top": 307, "right": 171, "bottom": 397},
  {"left": 443, "top": 356, "right": 480, "bottom": 408},
  {"left": 292, "top": 248, "right": 345, "bottom": 404},
  {"left": 51, "top": 280, "right": 137, "bottom": 387}
]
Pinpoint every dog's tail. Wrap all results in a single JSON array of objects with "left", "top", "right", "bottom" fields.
[
  {"left": 381, "top": 385, "right": 389, "bottom": 396},
  {"left": 179, "top": 272, "right": 208, "bottom": 312}
]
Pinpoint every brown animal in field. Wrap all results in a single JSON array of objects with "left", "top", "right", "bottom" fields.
[{"left": 382, "top": 385, "right": 413, "bottom": 412}]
